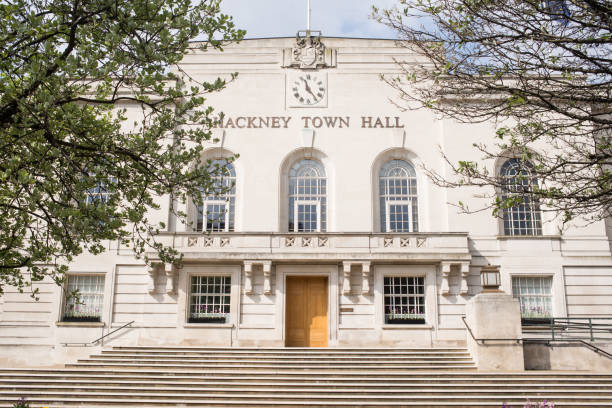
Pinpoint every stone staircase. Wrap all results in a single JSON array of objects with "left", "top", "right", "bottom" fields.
[{"left": 0, "top": 346, "right": 611, "bottom": 407}]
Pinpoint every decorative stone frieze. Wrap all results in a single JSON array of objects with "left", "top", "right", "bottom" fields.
[{"left": 152, "top": 232, "right": 471, "bottom": 263}]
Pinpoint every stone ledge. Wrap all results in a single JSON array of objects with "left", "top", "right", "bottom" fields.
[
  {"left": 183, "top": 323, "right": 234, "bottom": 329},
  {"left": 56, "top": 321, "right": 105, "bottom": 328},
  {"left": 382, "top": 324, "right": 433, "bottom": 330}
]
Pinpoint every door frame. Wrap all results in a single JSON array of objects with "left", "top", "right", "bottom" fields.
[{"left": 275, "top": 265, "right": 338, "bottom": 346}]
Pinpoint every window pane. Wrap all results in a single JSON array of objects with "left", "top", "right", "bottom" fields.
[
  {"left": 63, "top": 275, "right": 105, "bottom": 321},
  {"left": 511, "top": 276, "right": 553, "bottom": 317},
  {"left": 384, "top": 276, "right": 426, "bottom": 324},
  {"left": 194, "top": 160, "right": 235, "bottom": 232},
  {"left": 289, "top": 159, "right": 326, "bottom": 232},
  {"left": 380, "top": 160, "right": 418, "bottom": 232},
  {"left": 189, "top": 275, "right": 231, "bottom": 323},
  {"left": 500, "top": 159, "right": 542, "bottom": 236}
]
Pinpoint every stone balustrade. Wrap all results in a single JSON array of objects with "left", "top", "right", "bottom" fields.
[{"left": 149, "top": 232, "right": 471, "bottom": 263}]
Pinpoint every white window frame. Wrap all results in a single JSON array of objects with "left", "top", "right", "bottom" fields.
[
  {"left": 201, "top": 199, "right": 230, "bottom": 232},
  {"left": 511, "top": 275, "right": 554, "bottom": 318},
  {"left": 293, "top": 200, "right": 321, "bottom": 233},
  {"left": 383, "top": 275, "right": 426, "bottom": 324},
  {"left": 62, "top": 274, "right": 106, "bottom": 322},
  {"left": 385, "top": 200, "right": 413, "bottom": 233},
  {"left": 188, "top": 274, "right": 232, "bottom": 324}
]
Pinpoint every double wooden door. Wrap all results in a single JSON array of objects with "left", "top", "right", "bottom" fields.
[{"left": 285, "top": 276, "right": 328, "bottom": 347}]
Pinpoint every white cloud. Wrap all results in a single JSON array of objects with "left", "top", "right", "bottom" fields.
[{"left": 220, "top": 0, "right": 399, "bottom": 39}]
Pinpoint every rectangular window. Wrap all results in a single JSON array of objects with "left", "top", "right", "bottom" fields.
[
  {"left": 189, "top": 276, "right": 231, "bottom": 323},
  {"left": 384, "top": 276, "right": 425, "bottom": 324},
  {"left": 63, "top": 275, "right": 105, "bottom": 322},
  {"left": 85, "top": 179, "right": 114, "bottom": 205},
  {"left": 512, "top": 276, "right": 553, "bottom": 318},
  {"left": 294, "top": 200, "right": 320, "bottom": 232},
  {"left": 386, "top": 201, "right": 412, "bottom": 232},
  {"left": 197, "top": 201, "right": 229, "bottom": 232}
]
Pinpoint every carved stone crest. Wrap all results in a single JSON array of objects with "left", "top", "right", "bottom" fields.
[{"left": 291, "top": 33, "right": 326, "bottom": 69}]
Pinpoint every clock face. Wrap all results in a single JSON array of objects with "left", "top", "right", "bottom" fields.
[{"left": 292, "top": 74, "right": 326, "bottom": 106}]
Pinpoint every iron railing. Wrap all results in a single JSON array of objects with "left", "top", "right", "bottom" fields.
[
  {"left": 521, "top": 317, "right": 612, "bottom": 342},
  {"left": 62, "top": 320, "right": 134, "bottom": 347}
]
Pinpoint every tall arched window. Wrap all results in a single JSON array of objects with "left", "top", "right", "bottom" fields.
[
  {"left": 499, "top": 158, "right": 542, "bottom": 236},
  {"left": 379, "top": 160, "right": 418, "bottom": 232},
  {"left": 195, "top": 160, "right": 235, "bottom": 232},
  {"left": 288, "top": 159, "right": 326, "bottom": 232}
]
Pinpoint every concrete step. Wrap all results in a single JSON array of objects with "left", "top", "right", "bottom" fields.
[
  {"left": 64, "top": 362, "right": 478, "bottom": 371},
  {"left": 1, "top": 394, "right": 612, "bottom": 405},
  {"left": 2, "top": 369, "right": 612, "bottom": 382},
  {"left": 3, "top": 378, "right": 612, "bottom": 388},
  {"left": 80, "top": 356, "right": 476, "bottom": 364},
  {"left": 111, "top": 346, "right": 470, "bottom": 352},
  {"left": 96, "top": 352, "right": 473, "bottom": 360},
  {"left": 3, "top": 384, "right": 612, "bottom": 395},
  {"left": 2, "top": 346, "right": 611, "bottom": 408},
  {"left": 101, "top": 349, "right": 472, "bottom": 357}
]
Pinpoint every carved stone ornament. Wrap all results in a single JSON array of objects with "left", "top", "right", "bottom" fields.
[{"left": 291, "top": 33, "right": 326, "bottom": 69}]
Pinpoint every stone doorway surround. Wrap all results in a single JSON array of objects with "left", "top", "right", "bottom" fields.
[{"left": 275, "top": 264, "right": 339, "bottom": 347}]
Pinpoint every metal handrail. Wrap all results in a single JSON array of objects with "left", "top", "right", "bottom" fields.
[
  {"left": 62, "top": 320, "right": 135, "bottom": 347},
  {"left": 461, "top": 316, "right": 522, "bottom": 344},
  {"left": 522, "top": 317, "right": 612, "bottom": 342},
  {"left": 461, "top": 315, "right": 612, "bottom": 360},
  {"left": 522, "top": 338, "right": 612, "bottom": 360}
]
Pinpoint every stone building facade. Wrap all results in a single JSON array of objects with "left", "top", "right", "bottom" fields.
[{"left": 1, "top": 37, "right": 611, "bottom": 366}]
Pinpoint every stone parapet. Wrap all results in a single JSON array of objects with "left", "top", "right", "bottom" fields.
[{"left": 148, "top": 232, "right": 471, "bottom": 263}]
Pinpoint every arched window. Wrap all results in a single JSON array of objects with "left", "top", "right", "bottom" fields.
[
  {"left": 288, "top": 159, "right": 326, "bottom": 232},
  {"left": 195, "top": 160, "right": 235, "bottom": 232},
  {"left": 499, "top": 158, "right": 542, "bottom": 236},
  {"left": 379, "top": 160, "right": 418, "bottom": 232}
]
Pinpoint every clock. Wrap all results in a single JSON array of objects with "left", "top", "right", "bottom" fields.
[{"left": 287, "top": 72, "right": 328, "bottom": 108}]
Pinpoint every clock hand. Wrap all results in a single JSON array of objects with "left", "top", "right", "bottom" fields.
[{"left": 300, "top": 78, "right": 318, "bottom": 99}]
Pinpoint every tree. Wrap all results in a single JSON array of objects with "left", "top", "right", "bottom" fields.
[
  {"left": 0, "top": 0, "right": 244, "bottom": 296},
  {"left": 373, "top": 0, "right": 611, "bottom": 224}
]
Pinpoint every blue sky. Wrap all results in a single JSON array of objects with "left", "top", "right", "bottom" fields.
[{"left": 220, "top": 0, "right": 399, "bottom": 39}]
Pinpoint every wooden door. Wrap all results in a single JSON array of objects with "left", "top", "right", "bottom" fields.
[{"left": 285, "top": 276, "right": 328, "bottom": 347}]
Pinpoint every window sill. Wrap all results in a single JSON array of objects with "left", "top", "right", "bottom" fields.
[
  {"left": 56, "top": 321, "right": 105, "bottom": 328},
  {"left": 382, "top": 324, "right": 432, "bottom": 330},
  {"left": 496, "top": 235, "right": 561, "bottom": 240},
  {"left": 183, "top": 323, "right": 234, "bottom": 328}
]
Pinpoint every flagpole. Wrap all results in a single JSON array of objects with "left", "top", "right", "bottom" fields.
[{"left": 307, "top": 0, "right": 311, "bottom": 35}]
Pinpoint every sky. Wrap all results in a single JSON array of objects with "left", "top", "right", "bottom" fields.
[{"left": 219, "top": 0, "right": 399, "bottom": 39}]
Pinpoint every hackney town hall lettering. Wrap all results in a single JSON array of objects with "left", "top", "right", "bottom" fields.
[{"left": 213, "top": 116, "right": 405, "bottom": 129}]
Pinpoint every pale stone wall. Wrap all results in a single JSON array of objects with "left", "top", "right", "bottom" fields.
[{"left": 0, "top": 37, "right": 611, "bottom": 367}]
